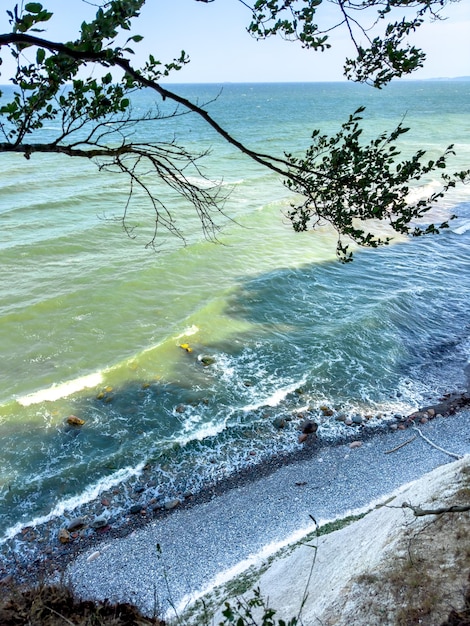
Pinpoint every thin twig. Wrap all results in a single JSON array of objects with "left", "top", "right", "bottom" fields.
[
  {"left": 43, "top": 604, "right": 76, "bottom": 626},
  {"left": 296, "top": 514, "right": 319, "bottom": 622},
  {"left": 384, "top": 435, "right": 417, "bottom": 454}
]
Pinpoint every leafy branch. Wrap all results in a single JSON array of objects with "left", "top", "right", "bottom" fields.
[
  {"left": 0, "top": 1, "right": 468, "bottom": 256},
  {"left": 243, "top": 0, "right": 450, "bottom": 87},
  {"left": 285, "top": 107, "right": 470, "bottom": 261}
]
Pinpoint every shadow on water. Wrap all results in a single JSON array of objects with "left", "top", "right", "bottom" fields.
[
  {"left": 2, "top": 207, "right": 469, "bottom": 539},
  {"left": 221, "top": 215, "right": 470, "bottom": 392}
]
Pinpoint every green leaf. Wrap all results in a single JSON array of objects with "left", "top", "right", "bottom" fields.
[
  {"left": 36, "top": 48, "right": 45, "bottom": 64},
  {"left": 25, "top": 2, "right": 43, "bottom": 13}
]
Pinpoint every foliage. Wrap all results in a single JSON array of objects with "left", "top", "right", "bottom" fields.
[
  {"left": 219, "top": 588, "right": 298, "bottom": 625},
  {"left": 246, "top": 0, "right": 446, "bottom": 88},
  {"left": 285, "top": 106, "right": 468, "bottom": 261},
  {"left": 0, "top": 0, "right": 468, "bottom": 257}
]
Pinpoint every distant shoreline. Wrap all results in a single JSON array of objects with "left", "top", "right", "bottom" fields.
[{"left": 1, "top": 77, "right": 469, "bottom": 89}]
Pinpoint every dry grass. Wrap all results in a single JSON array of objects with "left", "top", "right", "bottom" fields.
[
  {"left": 0, "top": 582, "right": 164, "bottom": 626},
  {"left": 334, "top": 463, "right": 470, "bottom": 626}
]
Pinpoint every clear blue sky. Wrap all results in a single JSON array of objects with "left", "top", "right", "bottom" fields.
[{"left": 0, "top": 0, "right": 469, "bottom": 83}]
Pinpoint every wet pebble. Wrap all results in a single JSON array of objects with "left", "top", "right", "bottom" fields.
[
  {"left": 67, "top": 517, "right": 87, "bottom": 532},
  {"left": 0, "top": 574, "right": 14, "bottom": 586},
  {"left": 301, "top": 419, "right": 318, "bottom": 435},
  {"left": 164, "top": 499, "right": 181, "bottom": 511},
  {"left": 58, "top": 528, "right": 70, "bottom": 544},
  {"left": 91, "top": 516, "right": 108, "bottom": 529}
]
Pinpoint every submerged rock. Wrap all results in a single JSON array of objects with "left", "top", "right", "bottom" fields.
[
  {"left": 199, "top": 355, "right": 216, "bottom": 366},
  {"left": 272, "top": 417, "right": 287, "bottom": 430}
]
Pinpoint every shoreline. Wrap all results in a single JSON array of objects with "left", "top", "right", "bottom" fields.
[
  {"left": 65, "top": 405, "right": 470, "bottom": 618},
  {"left": 1, "top": 390, "right": 469, "bottom": 595}
]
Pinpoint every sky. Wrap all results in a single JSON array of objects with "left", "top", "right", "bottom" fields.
[{"left": 0, "top": 0, "right": 469, "bottom": 83}]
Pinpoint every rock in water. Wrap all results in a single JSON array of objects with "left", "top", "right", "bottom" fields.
[
  {"left": 301, "top": 419, "right": 318, "bottom": 435},
  {"left": 199, "top": 355, "right": 216, "bottom": 366},
  {"left": 66, "top": 415, "right": 85, "bottom": 426},
  {"left": 272, "top": 417, "right": 286, "bottom": 430}
]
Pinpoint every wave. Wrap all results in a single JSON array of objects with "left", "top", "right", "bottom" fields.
[
  {"left": 0, "top": 462, "right": 145, "bottom": 546},
  {"left": 451, "top": 220, "right": 470, "bottom": 235},
  {"left": 174, "top": 325, "right": 200, "bottom": 340},
  {"left": 242, "top": 378, "right": 308, "bottom": 412},
  {"left": 10, "top": 324, "right": 201, "bottom": 409},
  {"left": 17, "top": 372, "right": 104, "bottom": 406}
]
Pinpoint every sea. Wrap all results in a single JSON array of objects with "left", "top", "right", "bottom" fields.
[{"left": 1, "top": 80, "right": 470, "bottom": 558}]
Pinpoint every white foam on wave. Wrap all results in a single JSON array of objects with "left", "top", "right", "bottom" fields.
[
  {"left": 452, "top": 220, "right": 470, "bottom": 235},
  {"left": 406, "top": 181, "right": 441, "bottom": 203},
  {"left": 0, "top": 462, "right": 145, "bottom": 545},
  {"left": 174, "top": 325, "right": 199, "bottom": 340},
  {"left": 17, "top": 373, "right": 103, "bottom": 406},
  {"left": 242, "top": 378, "right": 307, "bottom": 412},
  {"left": 176, "top": 418, "right": 227, "bottom": 446}
]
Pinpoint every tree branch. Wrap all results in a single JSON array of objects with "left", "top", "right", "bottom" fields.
[
  {"left": 0, "top": 32, "right": 296, "bottom": 178},
  {"left": 402, "top": 502, "right": 470, "bottom": 517}
]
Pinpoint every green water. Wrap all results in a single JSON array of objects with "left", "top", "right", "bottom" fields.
[{"left": 1, "top": 81, "right": 469, "bottom": 544}]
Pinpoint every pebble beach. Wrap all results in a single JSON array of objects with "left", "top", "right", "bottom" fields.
[{"left": 2, "top": 396, "right": 469, "bottom": 620}]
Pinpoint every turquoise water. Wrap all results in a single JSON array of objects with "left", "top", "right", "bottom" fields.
[{"left": 1, "top": 81, "right": 470, "bottom": 545}]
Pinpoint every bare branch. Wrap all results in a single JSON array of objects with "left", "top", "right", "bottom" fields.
[
  {"left": 402, "top": 502, "right": 470, "bottom": 517},
  {"left": 0, "top": 32, "right": 295, "bottom": 177}
]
